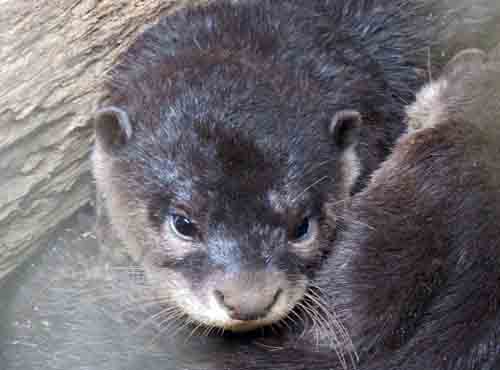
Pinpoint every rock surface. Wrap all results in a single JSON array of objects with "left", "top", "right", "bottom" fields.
[{"left": 0, "top": 0, "right": 202, "bottom": 282}]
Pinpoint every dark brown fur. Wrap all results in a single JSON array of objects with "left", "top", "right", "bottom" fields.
[
  {"left": 94, "top": 0, "right": 433, "bottom": 332},
  {"left": 91, "top": 0, "right": 500, "bottom": 368},
  {"left": 199, "top": 47, "right": 500, "bottom": 370}
]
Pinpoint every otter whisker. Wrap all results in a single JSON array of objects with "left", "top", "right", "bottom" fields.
[
  {"left": 283, "top": 307, "right": 299, "bottom": 327},
  {"left": 202, "top": 324, "right": 217, "bottom": 337},
  {"left": 304, "top": 288, "right": 358, "bottom": 370},
  {"left": 132, "top": 304, "right": 182, "bottom": 335},
  {"left": 290, "top": 176, "right": 330, "bottom": 203},
  {"left": 299, "top": 293, "right": 350, "bottom": 370},
  {"left": 304, "top": 291, "right": 346, "bottom": 346},
  {"left": 336, "top": 212, "right": 376, "bottom": 231},
  {"left": 185, "top": 321, "right": 205, "bottom": 344},
  {"left": 218, "top": 326, "right": 225, "bottom": 337},
  {"left": 285, "top": 305, "right": 308, "bottom": 339},
  {"left": 146, "top": 310, "right": 187, "bottom": 348},
  {"left": 295, "top": 302, "right": 320, "bottom": 337},
  {"left": 113, "top": 300, "right": 170, "bottom": 319},
  {"left": 170, "top": 315, "right": 195, "bottom": 339}
]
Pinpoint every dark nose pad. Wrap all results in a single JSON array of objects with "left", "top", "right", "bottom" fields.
[{"left": 214, "top": 288, "right": 283, "bottom": 321}]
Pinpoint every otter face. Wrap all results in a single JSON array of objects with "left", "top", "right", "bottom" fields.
[
  {"left": 148, "top": 206, "right": 317, "bottom": 330},
  {"left": 92, "top": 70, "right": 363, "bottom": 331},
  {"left": 93, "top": 103, "right": 362, "bottom": 331}
]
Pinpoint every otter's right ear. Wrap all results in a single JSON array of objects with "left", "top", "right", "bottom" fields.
[
  {"left": 94, "top": 106, "right": 133, "bottom": 153},
  {"left": 329, "top": 109, "right": 362, "bottom": 150},
  {"left": 442, "top": 48, "right": 487, "bottom": 79}
]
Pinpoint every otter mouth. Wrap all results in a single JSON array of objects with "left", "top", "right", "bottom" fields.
[
  {"left": 196, "top": 309, "right": 292, "bottom": 332},
  {"left": 220, "top": 318, "right": 280, "bottom": 332},
  {"left": 149, "top": 268, "right": 309, "bottom": 332}
]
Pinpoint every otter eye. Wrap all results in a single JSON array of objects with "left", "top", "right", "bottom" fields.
[
  {"left": 170, "top": 214, "right": 197, "bottom": 240},
  {"left": 290, "top": 217, "right": 311, "bottom": 242}
]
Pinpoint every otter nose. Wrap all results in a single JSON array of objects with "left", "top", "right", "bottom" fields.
[{"left": 214, "top": 282, "right": 283, "bottom": 321}]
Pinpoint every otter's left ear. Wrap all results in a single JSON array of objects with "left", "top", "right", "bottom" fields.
[{"left": 329, "top": 109, "right": 362, "bottom": 150}]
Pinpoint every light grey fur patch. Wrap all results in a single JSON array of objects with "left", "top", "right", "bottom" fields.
[
  {"left": 340, "top": 146, "right": 361, "bottom": 197},
  {"left": 406, "top": 79, "right": 449, "bottom": 132}
]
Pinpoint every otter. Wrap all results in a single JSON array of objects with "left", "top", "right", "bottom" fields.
[
  {"left": 92, "top": 0, "right": 500, "bottom": 366},
  {"left": 93, "top": 0, "right": 428, "bottom": 333},
  {"left": 2, "top": 2, "right": 500, "bottom": 370},
  {"left": 332, "top": 46, "right": 500, "bottom": 370},
  {"left": 197, "top": 47, "right": 500, "bottom": 370}
]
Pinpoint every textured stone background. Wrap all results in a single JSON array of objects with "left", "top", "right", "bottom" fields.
[{"left": 0, "top": 0, "right": 200, "bottom": 282}]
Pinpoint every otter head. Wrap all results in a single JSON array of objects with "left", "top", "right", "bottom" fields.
[{"left": 92, "top": 55, "right": 364, "bottom": 331}]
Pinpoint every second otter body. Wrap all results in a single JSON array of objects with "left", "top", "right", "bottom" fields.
[{"left": 331, "top": 48, "right": 500, "bottom": 369}]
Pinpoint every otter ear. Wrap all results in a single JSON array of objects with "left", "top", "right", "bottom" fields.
[
  {"left": 329, "top": 109, "right": 362, "bottom": 150},
  {"left": 442, "top": 48, "right": 487, "bottom": 79},
  {"left": 94, "top": 106, "right": 133, "bottom": 153}
]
